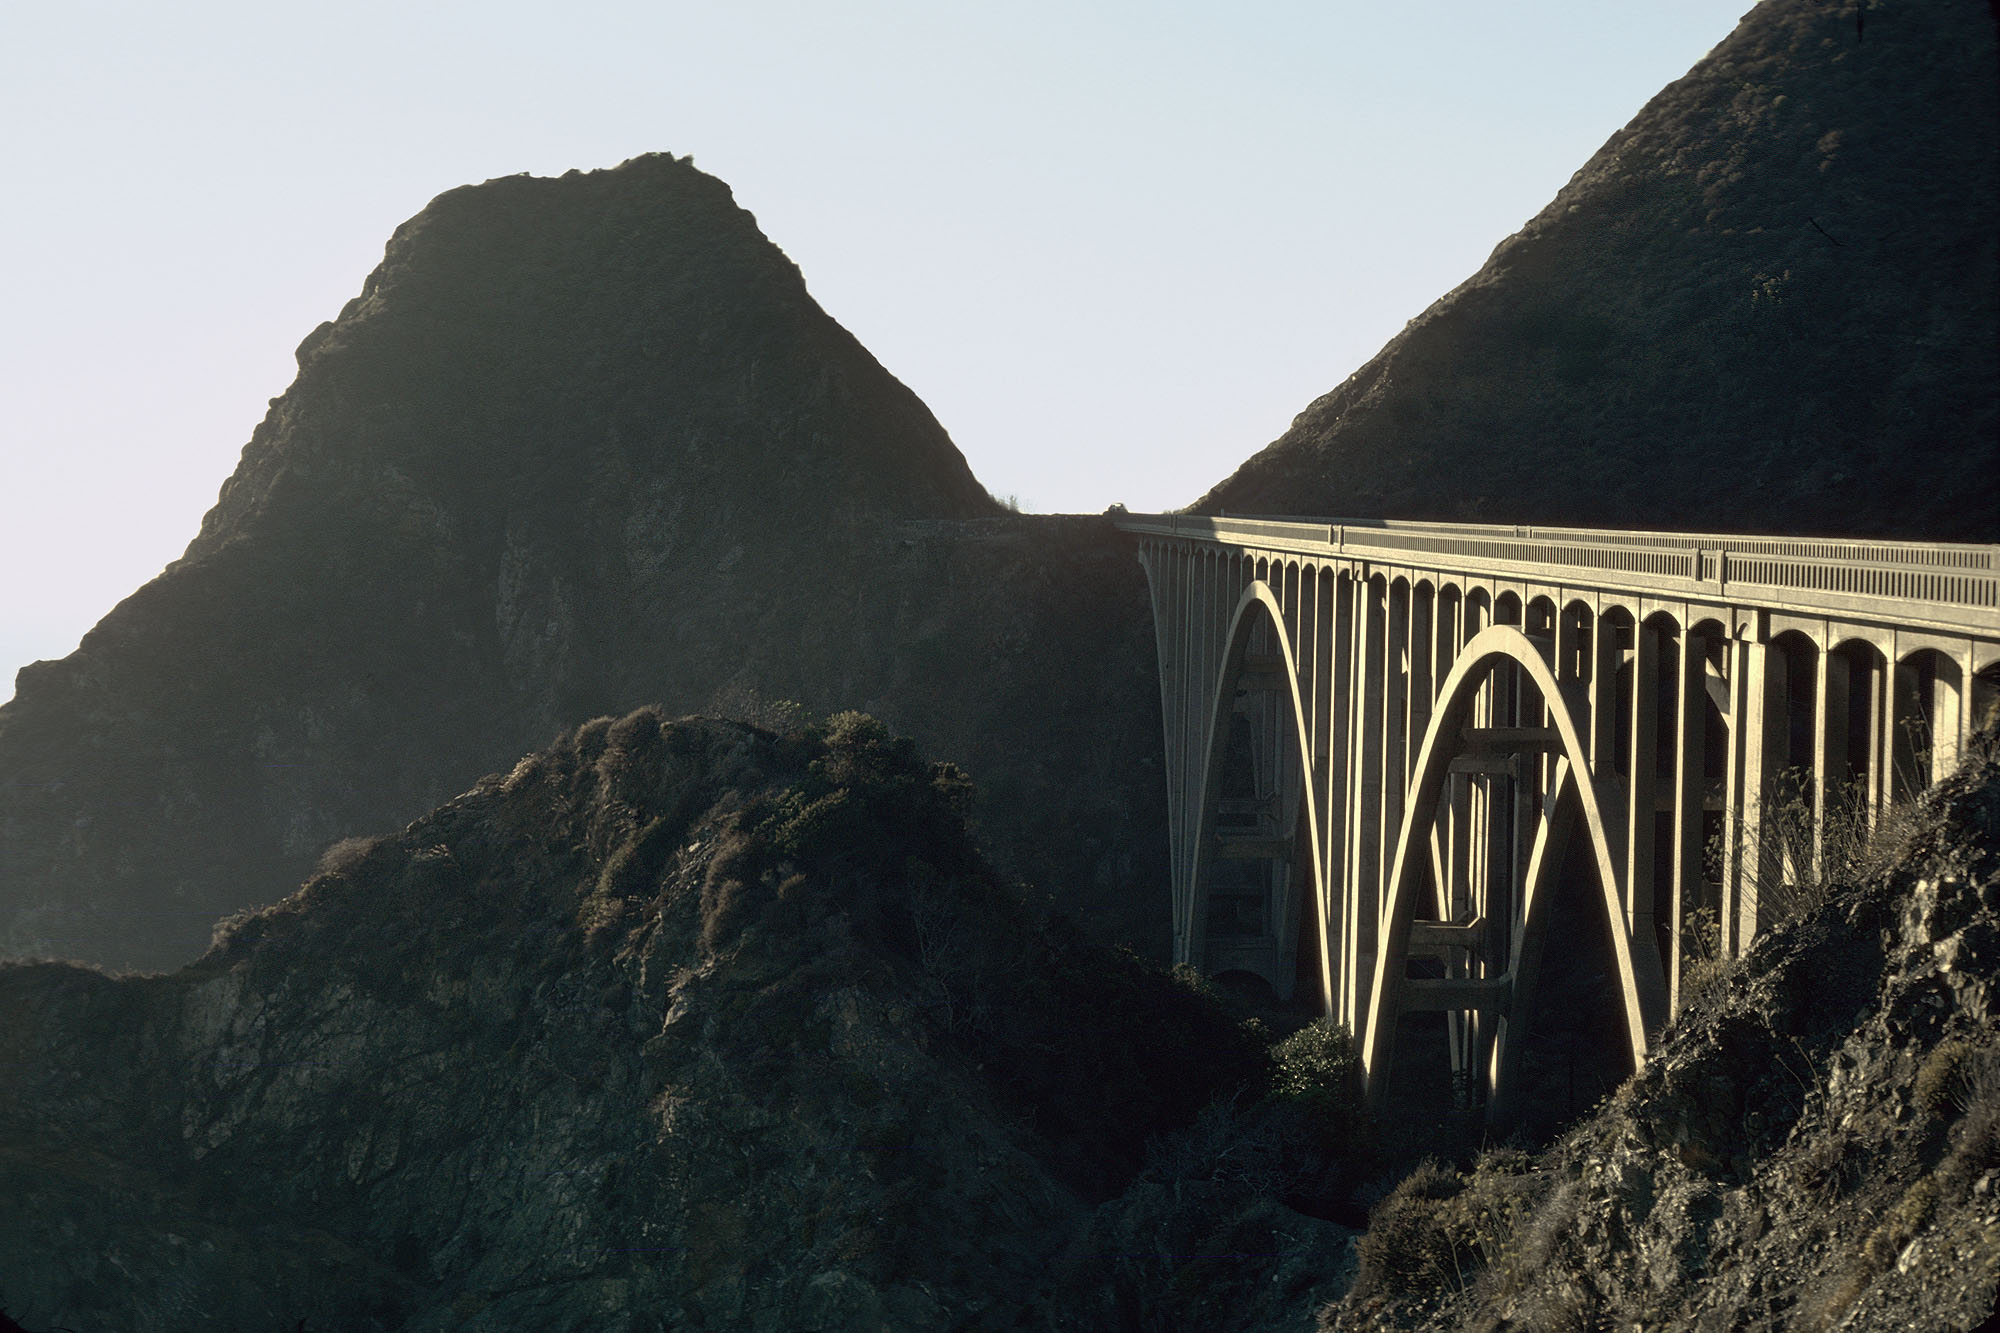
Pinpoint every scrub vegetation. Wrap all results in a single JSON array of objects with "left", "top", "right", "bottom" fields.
[
  {"left": 0, "top": 711, "right": 1368, "bottom": 1330},
  {"left": 1321, "top": 725, "right": 2000, "bottom": 1331}
]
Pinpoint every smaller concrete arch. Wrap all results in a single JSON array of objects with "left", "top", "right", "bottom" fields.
[
  {"left": 1770, "top": 630, "right": 1820, "bottom": 774},
  {"left": 1974, "top": 661, "right": 2000, "bottom": 733},
  {"left": 1827, "top": 632, "right": 1885, "bottom": 658},
  {"left": 1688, "top": 618, "right": 1731, "bottom": 717},
  {"left": 1893, "top": 647, "right": 1967, "bottom": 794},
  {"left": 1688, "top": 614, "right": 1728, "bottom": 641},
  {"left": 1598, "top": 605, "right": 1638, "bottom": 774},
  {"left": 1408, "top": 580, "right": 1441, "bottom": 692},
  {"left": 1827, "top": 637, "right": 1890, "bottom": 805},
  {"left": 1894, "top": 645, "right": 1962, "bottom": 675},
  {"left": 1552, "top": 599, "right": 1595, "bottom": 691},
  {"left": 1430, "top": 583, "right": 1466, "bottom": 694},
  {"left": 1832, "top": 627, "right": 1895, "bottom": 662},
  {"left": 1524, "top": 594, "right": 1557, "bottom": 641},
  {"left": 1635, "top": 608, "right": 1688, "bottom": 963},
  {"left": 1778, "top": 619, "right": 1834, "bottom": 655},
  {"left": 1598, "top": 595, "right": 1643, "bottom": 630},
  {"left": 1641, "top": 607, "right": 1684, "bottom": 637}
]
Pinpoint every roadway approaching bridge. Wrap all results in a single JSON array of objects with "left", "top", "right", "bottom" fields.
[{"left": 1116, "top": 513, "right": 2000, "bottom": 1120}]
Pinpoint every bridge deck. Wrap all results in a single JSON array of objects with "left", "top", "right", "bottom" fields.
[{"left": 1114, "top": 513, "right": 2000, "bottom": 639}]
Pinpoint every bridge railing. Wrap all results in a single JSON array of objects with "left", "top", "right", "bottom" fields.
[
  {"left": 1112, "top": 513, "right": 2000, "bottom": 634},
  {"left": 1217, "top": 513, "right": 2000, "bottom": 570}
]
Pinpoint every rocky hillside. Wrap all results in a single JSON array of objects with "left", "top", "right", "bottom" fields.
[
  {"left": 1203, "top": 0, "right": 1999, "bottom": 539},
  {"left": 0, "top": 155, "right": 1168, "bottom": 971},
  {"left": 13, "top": 714, "right": 1996, "bottom": 1331},
  {"left": 1321, "top": 727, "right": 2000, "bottom": 1331},
  {"left": 0, "top": 711, "right": 1304, "bottom": 1331}
]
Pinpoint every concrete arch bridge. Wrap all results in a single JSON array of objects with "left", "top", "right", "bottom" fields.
[{"left": 1115, "top": 513, "right": 2000, "bottom": 1121}]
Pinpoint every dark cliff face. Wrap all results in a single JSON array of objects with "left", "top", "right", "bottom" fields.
[
  {"left": 1203, "top": 0, "right": 2000, "bottom": 539},
  {"left": 0, "top": 712, "right": 1257, "bottom": 1330},
  {"left": 0, "top": 155, "right": 1168, "bottom": 971}
]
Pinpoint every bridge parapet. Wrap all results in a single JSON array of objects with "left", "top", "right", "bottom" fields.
[
  {"left": 1117, "top": 512, "right": 2000, "bottom": 1121},
  {"left": 1115, "top": 514, "right": 2000, "bottom": 635}
]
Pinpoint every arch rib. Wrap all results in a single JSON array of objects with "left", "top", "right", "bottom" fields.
[
  {"left": 1359, "top": 624, "right": 1669, "bottom": 1108},
  {"left": 1187, "top": 580, "right": 1332, "bottom": 1012}
]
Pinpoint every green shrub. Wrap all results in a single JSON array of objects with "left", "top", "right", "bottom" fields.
[
  {"left": 1354, "top": 1159, "right": 1469, "bottom": 1296},
  {"left": 1268, "top": 1019, "right": 1366, "bottom": 1145},
  {"left": 1861, "top": 1175, "right": 1940, "bottom": 1271},
  {"left": 706, "top": 682, "right": 811, "bottom": 734},
  {"left": 1915, "top": 1036, "right": 1981, "bottom": 1118},
  {"left": 1353, "top": 1149, "right": 1544, "bottom": 1301},
  {"left": 316, "top": 833, "right": 391, "bottom": 878}
]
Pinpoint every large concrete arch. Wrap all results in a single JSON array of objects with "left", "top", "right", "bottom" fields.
[
  {"left": 1359, "top": 624, "right": 1669, "bottom": 1108},
  {"left": 1187, "top": 579, "right": 1331, "bottom": 1010}
]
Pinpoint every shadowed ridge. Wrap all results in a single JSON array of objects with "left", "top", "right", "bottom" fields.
[
  {"left": 1200, "top": 0, "right": 1999, "bottom": 540},
  {"left": 186, "top": 153, "right": 994, "bottom": 558},
  {"left": 0, "top": 157, "right": 1168, "bottom": 974}
]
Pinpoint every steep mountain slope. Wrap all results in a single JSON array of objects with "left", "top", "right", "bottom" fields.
[
  {"left": 1322, "top": 729, "right": 2000, "bottom": 1331},
  {"left": 1204, "top": 0, "right": 1999, "bottom": 538},
  {"left": 0, "top": 155, "right": 1167, "bottom": 971},
  {"left": 0, "top": 711, "right": 1263, "bottom": 1330}
]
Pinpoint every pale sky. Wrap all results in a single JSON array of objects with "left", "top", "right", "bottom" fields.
[{"left": 0, "top": 0, "right": 1751, "bottom": 701}]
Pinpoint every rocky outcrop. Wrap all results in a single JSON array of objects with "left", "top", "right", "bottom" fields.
[
  {"left": 1203, "top": 0, "right": 2000, "bottom": 539},
  {"left": 0, "top": 156, "right": 1168, "bottom": 971},
  {"left": 1321, "top": 728, "right": 2000, "bottom": 1331},
  {"left": 0, "top": 711, "right": 1261, "bottom": 1331}
]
